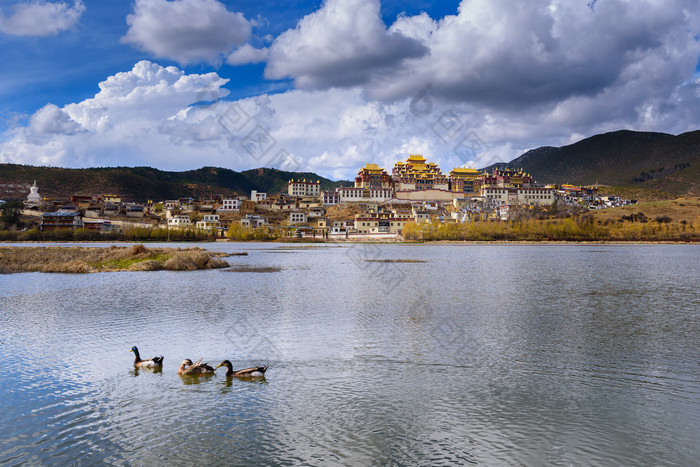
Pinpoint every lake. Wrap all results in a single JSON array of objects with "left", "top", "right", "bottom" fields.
[{"left": 0, "top": 243, "right": 698, "bottom": 466}]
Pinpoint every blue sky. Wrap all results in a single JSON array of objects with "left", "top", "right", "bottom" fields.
[
  {"left": 1, "top": 0, "right": 699, "bottom": 179},
  {"left": 0, "top": 1, "right": 459, "bottom": 117}
]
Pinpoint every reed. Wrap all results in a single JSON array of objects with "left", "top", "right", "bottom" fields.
[
  {"left": 0, "top": 245, "right": 230, "bottom": 273},
  {"left": 402, "top": 216, "right": 699, "bottom": 242}
]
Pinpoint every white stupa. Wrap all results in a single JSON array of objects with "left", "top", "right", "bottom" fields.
[{"left": 27, "top": 180, "right": 41, "bottom": 204}]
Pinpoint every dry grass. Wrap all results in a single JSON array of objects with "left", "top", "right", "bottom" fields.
[
  {"left": 590, "top": 197, "right": 700, "bottom": 224},
  {"left": 0, "top": 245, "right": 230, "bottom": 274},
  {"left": 325, "top": 204, "right": 361, "bottom": 221}
]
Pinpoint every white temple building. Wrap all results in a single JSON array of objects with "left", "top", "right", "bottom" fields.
[{"left": 27, "top": 180, "right": 41, "bottom": 205}]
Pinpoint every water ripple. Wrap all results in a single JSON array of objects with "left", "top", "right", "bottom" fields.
[{"left": 0, "top": 243, "right": 698, "bottom": 466}]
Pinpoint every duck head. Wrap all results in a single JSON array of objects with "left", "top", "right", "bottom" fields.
[{"left": 216, "top": 360, "right": 232, "bottom": 370}]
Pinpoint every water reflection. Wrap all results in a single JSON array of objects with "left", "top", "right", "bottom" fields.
[
  {"left": 0, "top": 243, "right": 698, "bottom": 465},
  {"left": 220, "top": 376, "right": 268, "bottom": 388},
  {"left": 131, "top": 367, "right": 163, "bottom": 376},
  {"left": 179, "top": 374, "right": 217, "bottom": 385}
]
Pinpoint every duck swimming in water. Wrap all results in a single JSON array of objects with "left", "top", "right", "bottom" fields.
[
  {"left": 178, "top": 358, "right": 216, "bottom": 375},
  {"left": 130, "top": 346, "right": 163, "bottom": 368},
  {"left": 216, "top": 360, "right": 268, "bottom": 378}
]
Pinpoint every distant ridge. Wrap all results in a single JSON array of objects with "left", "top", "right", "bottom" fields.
[
  {"left": 483, "top": 130, "right": 700, "bottom": 198},
  {"left": 0, "top": 165, "right": 345, "bottom": 202},
  {"left": 2, "top": 129, "right": 698, "bottom": 202}
]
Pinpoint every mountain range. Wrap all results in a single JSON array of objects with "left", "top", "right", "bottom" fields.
[
  {"left": 0, "top": 166, "right": 344, "bottom": 202},
  {"left": 1, "top": 129, "right": 698, "bottom": 202},
  {"left": 484, "top": 130, "right": 699, "bottom": 198}
]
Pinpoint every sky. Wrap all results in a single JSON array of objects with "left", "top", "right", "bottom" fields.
[{"left": 0, "top": 0, "right": 698, "bottom": 180}]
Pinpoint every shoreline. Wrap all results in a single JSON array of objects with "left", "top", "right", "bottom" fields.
[{"left": 2, "top": 238, "right": 697, "bottom": 246}]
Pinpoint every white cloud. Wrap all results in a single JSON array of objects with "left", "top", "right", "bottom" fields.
[
  {"left": 0, "top": 61, "right": 235, "bottom": 168},
  {"left": 122, "top": 0, "right": 252, "bottom": 65},
  {"left": 227, "top": 44, "right": 269, "bottom": 65},
  {"left": 0, "top": 0, "right": 84, "bottom": 36},
  {"left": 2, "top": 0, "right": 700, "bottom": 184},
  {"left": 2, "top": 58, "right": 699, "bottom": 179},
  {"left": 263, "top": 0, "right": 700, "bottom": 110},
  {"left": 265, "top": 0, "right": 427, "bottom": 89},
  {"left": 30, "top": 104, "right": 82, "bottom": 136}
]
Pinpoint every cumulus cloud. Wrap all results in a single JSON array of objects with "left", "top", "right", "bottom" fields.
[
  {"left": 227, "top": 44, "right": 269, "bottom": 65},
  {"left": 0, "top": 0, "right": 84, "bottom": 36},
  {"left": 2, "top": 0, "right": 700, "bottom": 180},
  {"left": 1, "top": 58, "right": 699, "bottom": 179},
  {"left": 30, "top": 104, "right": 82, "bottom": 135},
  {"left": 0, "top": 60, "right": 476, "bottom": 176},
  {"left": 122, "top": 0, "right": 252, "bottom": 65},
  {"left": 0, "top": 61, "right": 235, "bottom": 168},
  {"left": 264, "top": 0, "right": 700, "bottom": 110},
  {"left": 265, "top": 0, "right": 428, "bottom": 89}
]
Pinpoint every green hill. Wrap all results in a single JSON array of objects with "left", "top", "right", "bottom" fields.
[
  {"left": 485, "top": 130, "right": 700, "bottom": 199},
  {"left": 0, "top": 165, "right": 344, "bottom": 202}
]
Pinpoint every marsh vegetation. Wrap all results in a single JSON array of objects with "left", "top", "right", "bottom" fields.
[{"left": 0, "top": 244, "right": 230, "bottom": 273}]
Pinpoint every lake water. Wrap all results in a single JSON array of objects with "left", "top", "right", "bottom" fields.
[{"left": 0, "top": 243, "right": 698, "bottom": 466}]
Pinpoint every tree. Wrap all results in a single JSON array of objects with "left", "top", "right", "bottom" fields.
[{"left": 1, "top": 200, "right": 23, "bottom": 229}]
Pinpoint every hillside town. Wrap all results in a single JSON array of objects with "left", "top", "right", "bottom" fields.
[{"left": 10, "top": 155, "right": 635, "bottom": 239}]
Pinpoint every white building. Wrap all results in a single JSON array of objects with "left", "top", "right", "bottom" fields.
[
  {"left": 288, "top": 179, "right": 320, "bottom": 197},
  {"left": 196, "top": 214, "right": 220, "bottom": 232},
  {"left": 219, "top": 198, "right": 241, "bottom": 211},
  {"left": 167, "top": 215, "right": 191, "bottom": 228},
  {"left": 289, "top": 212, "right": 308, "bottom": 224},
  {"left": 516, "top": 188, "right": 555, "bottom": 205},
  {"left": 481, "top": 187, "right": 555, "bottom": 206},
  {"left": 240, "top": 215, "right": 267, "bottom": 228},
  {"left": 322, "top": 190, "right": 340, "bottom": 205},
  {"left": 336, "top": 186, "right": 393, "bottom": 203},
  {"left": 251, "top": 190, "right": 267, "bottom": 202},
  {"left": 330, "top": 220, "right": 354, "bottom": 234}
]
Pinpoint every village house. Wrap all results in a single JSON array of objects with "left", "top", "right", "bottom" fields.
[
  {"left": 413, "top": 209, "right": 431, "bottom": 223},
  {"left": 219, "top": 197, "right": 241, "bottom": 212},
  {"left": 82, "top": 219, "right": 114, "bottom": 233},
  {"left": 288, "top": 179, "right": 320, "bottom": 197},
  {"left": 102, "top": 203, "right": 120, "bottom": 217},
  {"left": 102, "top": 194, "right": 121, "bottom": 204},
  {"left": 40, "top": 211, "right": 83, "bottom": 231},
  {"left": 196, "top": 214, "right": 221, "bottom": 233},
  {"left": 84, "top": 203, "right": 104, "bottom": 218},
  {"left": 289, "top": 211, "right": 308, "bottom": 224},
  {"left": 240, "top": 215, "right": 267, "bottom": 228},
  {"left": 354, "top": 208, "right": 410, "bottom": 234},
  {"left": 167, "top": 215, "right": 191, "bottom": 228},
  {"left": 321, "top": 190, "right": 340, "bottom": 205},
  {"left": 251, "top": 190, "right": 267, "bottom": 202},
  {"left": 70, "top": 195, "right": 95, "bottom": 209},
  {"left": 307, "top": 207, "right": 325, "bottom": 218},
  {"left": 240, "top": 200, "right": 256, "bottom": 214},
  {"left": 164, "top": 200, "right": 179, "bottom": 210},
  {"left": 125, "top": 203, "right": 145, "bottom": 218},
  {"left": 330, "top": 220, "right": 354, "bottom": 234}
]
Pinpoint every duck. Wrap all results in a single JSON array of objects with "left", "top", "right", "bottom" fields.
[
  {"left": 178, "top": 358, "right": 216, "bottom": 376},
  {"left": 130, "top": 346, "right": 164, "bottom": 368},
  {"left": 216, "top": 360, "right": 268, "bottom": 378}
]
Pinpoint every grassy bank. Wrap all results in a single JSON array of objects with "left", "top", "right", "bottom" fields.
[
  {"left": 401, "top": 198, "right": 700, "bottom": 242},
  {"left": 0, "top": 244, "right": 231, "bottom": 273},
  {"left": 402, "top": 199, "right": 700, "bottom": 242},
  {"left": 0, "top": 227, "right": 219, "bottom": 243},
  {"left": 402, "top": 217, "right": 699, "bottom": 242}
]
